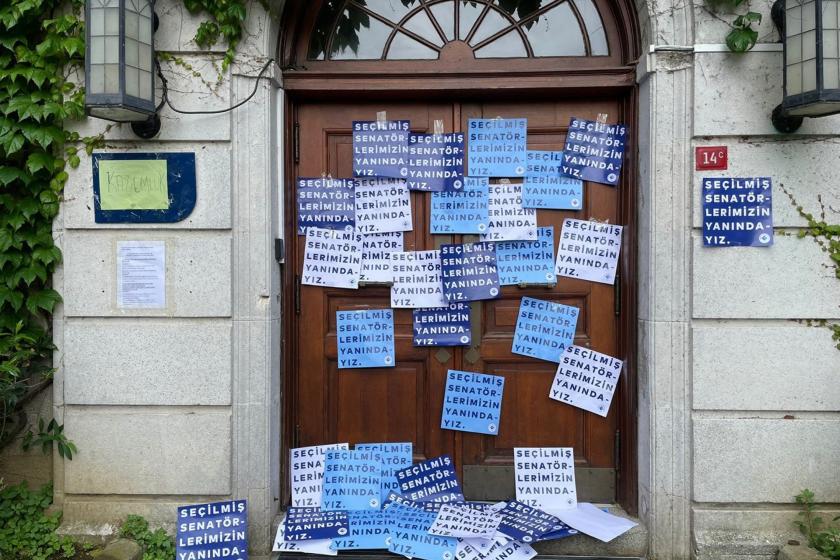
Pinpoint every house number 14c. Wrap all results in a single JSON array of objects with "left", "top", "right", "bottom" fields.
[{"left": 695, "top": 146, "right": 728, "bottom": 171}]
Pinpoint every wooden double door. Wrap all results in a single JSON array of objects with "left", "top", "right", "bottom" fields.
[{"left": 286, "top": 97, "right": 629, "bottom": 504}]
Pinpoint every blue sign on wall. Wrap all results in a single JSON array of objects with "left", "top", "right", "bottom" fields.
[
  {"left": 177, "top": 500, "right": 248, "bottom": 560},
  {"left": 395, "top": 455, "right": 464, "bottom": 503},
  {"left": 353, "top": 120, "right": 410, "bottom": 178},
  {"left": 467, "top": 118, "right": 527, "bottom": 177},
  {"left": 322, "top": 449, "right": 382, "bottom": 511},
  {"left": 523, "top": 151, "right": 583, "bottom": 209},
  {"left": 440, "top": 242, "right": 500, "bottom": 302},
  {"left": 413, "top": 303, "right": 471, "bottom": 347},
  {"left": 701, "top": 177, "right": 773, "bottom": 247},
  {"left": 561, "top": 118, "right": 627, "bottom": 186},
  {"left": 297, "top": 177, "right": 355, "bottom": 234},
  {"left": 430, "top": 188, "right": 490, "bottom": 234},
  {"left": 441, "top": 370, "right": 504, "bottom": 436},
  {"left": 93, "top": 152, "right": 196, "bottom": 223},
  {"left": 512, "top": 297, "right": 579, "bottom": 363},
  {"left": 496, "top": 226, "right": 556, "bottom": 286},
  {"left": 337, "top": 309, "right": 395, "bottom": 369},
  {"left": 403, "top": 132, "right": 465, "bottom": 191}
]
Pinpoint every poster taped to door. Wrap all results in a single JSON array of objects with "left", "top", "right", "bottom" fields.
[
  {"left": 404, "top": 132, "right": 465, "bottom": 191},
  {"left": 413, "top": 303, "right": 471, "bottom": 346},
  {"left": 297, "top": 177, "right": 355, "bottom": 234},
  {"left": 336, "top": 309, "right": 395, "bottom": 369},
  {"left": 354, "top": 178, "right": 413, "bottom": 234},
  {"left": 550, "top": 345, "right": 623, "bottom": 417},
  {"left": 522, "top": 151, "right": 582, "bottom": 210},
  {"left": 554, "top": 218, "right": 623, "bottom": 285},
  {"left": 441, "top": 370, "right": 505, "bottom": 435},
  {"left": 302, "top": 228, "right": 361, "bottom": 289},
  {"left": 514, "top": 447, "right": 577, "bottom": 510},
  {"left": 512, "top": 297, "right": 579, "bottom": 363},
  {"left": 440, "top": 242, "right": 500, "bottom": 302},
  {"left": 561, "top": 117, "right": 627, "bottom": 186},
  {"left": 391, "top": 250, "right": 447, "bottom": 308},
  {"left": 359, "top": 231, "right": 403, "bottom": 284},
  {"left": 430, "top": 188, "right": 490, "bottom": 234},
  {"left": 467, "top": 118, "right": 527, "bottom": 177},
  {"left": 480, "top": 183, "right": 537, "bottom": 242},
  {"left": 496, "top": 226, "right": 555, "bottom": 285},
  {"left": 353, "top": 120, "right": 410, "bottom": 178}
]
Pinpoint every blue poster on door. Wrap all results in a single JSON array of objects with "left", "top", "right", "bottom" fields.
[
  {"left": 330, "top": 511, "right": 390, "bottom": 550},
  {"left": 297, "top": 177, "right": 355, "bottom": 234},
  {"left": 322, "top": 449, "right": 383, "bottom": 511},
  {"left": 430, "top": 188, "right": 490, "bottom": 234},
  {"left": 336, "top": 309, "right": 395, "bottom": 369},
  {"left": 395, "top": 455, "right": 464, "bottom": 503},
  {"left": 496, "top": 226, "right": 556, "bottom": 286},
  {"left": 403, "top": 132, "right": 465, "bottom": 191},
  {"left": 463, "top": 176, "right": 489, "bottom": 191},
  {"left": 413, "top": 303, "right": 471, "bottom": 347},
  {"left": 177, "top": 500, "right": 248, "bottom": 560},
  {"left": 440, "top": 242, "right": 500, "bottom": 302},
  {"left": 353, "top": 120, "right": 410, "bottom": 178},
  {"left": 355, "top": 442, "right": 413, "bottom": 503},
  {"left": 283, "top": 508, "right": 349, "bottom": 541},
  {"left": 441, "top": 370, "right": 504, "bottom": 436},
  {"left": 467, "top": 118, "right": 527, "bottom": 177},
  {"left": 512, "top": 297, "right": 579, "bottom": 363},
  {"left": 561, "top": 118, "right": 627, "bottom": 186},
  {"left": 701, "top": 177, "right": 773, "bottom": 247},
  {"left": 523, "top": 151, "right": 583, "bottom": 209}
]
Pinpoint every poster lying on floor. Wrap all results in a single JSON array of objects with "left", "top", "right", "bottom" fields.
[
  {"left": 396, "top": 455, "right": 464, "bottom": 503},
  {"left": 290, "top": 443, "right": 350, "bottom": 508},
  {"left": 177, "top": 500, "right": 248, "bottom": 560},
  {"left": 330, "top": 510, "right": 389, "bottom": 550},
  {"left": 355, "top": 442, "right": 413, "bottom": 503},
  {"left": 322, "top": 449, "right": 383, "bottom": 511},
  {"left": 283, "top": 508, "right": 349, "bottom": 541}
]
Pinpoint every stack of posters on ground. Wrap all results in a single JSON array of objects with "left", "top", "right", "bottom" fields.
[{"left": 273, "top": 445, "right": 637, "bottom": 558}]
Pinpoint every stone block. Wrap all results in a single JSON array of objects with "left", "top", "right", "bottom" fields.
[
  {"left": 64, "top": 408, "right": 231, "bottom": 495},
  {"left": 778, "top": 543, "right": 829, "bottom": 560},
  {"left": 694, "top": 52, "right": 840, "bottom": 137},
  {"left": 63, "top": 143, "right": 232, "bottom": 230},
  {"left": 63, "top": 319, "right": 232, "bottom": 405},
  {"left": 692, "top": 234, "right": 840, "bottom": 319},
  {"left": 693, "top": 324, "right": 840, "bottom": 410},
  {"left": 94, "top": 538, "right": 142, "bottom": 560},
  {"left": 693, "top": 418, "right": 840, "bottom": 502},
  {"left": 69, "top": 55, "right": 230, "bottom": 142},
  {"left": 692, "top": 0, "right": 778, "bottom": 45},
  {"left": 692, "top": 138, "right": 840, "bottom": 228},
  {"left": 62, "top": 231, "right": 232, "bottom": 318}
]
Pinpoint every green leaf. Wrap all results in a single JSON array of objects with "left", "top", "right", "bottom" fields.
[
  {"left": 26, "top": 151, "right": 54, "bottom": 174},
  {"left": 726, "top": 26, "right": 759, "bottom": 52},
  {"left": 25, "top": 288, "right": 61, "bottom": 314},
  {"left": 0, "top": 166, "right": 29, "bottom": 186}
]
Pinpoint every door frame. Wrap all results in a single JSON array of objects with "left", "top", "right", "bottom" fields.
[{"left": 280, "top": 86, "right": 638, "bottom": 514}]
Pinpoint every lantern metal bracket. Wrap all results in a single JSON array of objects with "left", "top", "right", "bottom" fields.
[
  {"left": 130, "top": 113, "right": 161, "bottom": 139},
  {"left": 771, "top": 0, "right": 785, "bottom": 41},
  {"left": 771, "top": 104, "right": 804, "bottom": 133}
]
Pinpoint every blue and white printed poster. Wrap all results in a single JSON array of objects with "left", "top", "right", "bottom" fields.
[
  {"left": 302, "top": 228, "right": 361, "bottom": 289},
  {"left": 413, "top": 303, "right": 471, "bottom": 347},
  {"left": 297, "top": 177, "right": 355, "bottom": 234},
  {"left": 561, "top": 118, "right": 627, "bottom": 186},
  {"left": 496, "top": 226, "right": 555, "bottom": 286},
  {"left": 283, "top": 508, "right": 349, "bottom": 541},
  {"left": 440, "top": 242, "right": 500, "bottom": 302},
  {"left": 441, "top": 370, "right": 505, "bottom": 435},
  {"left": 481, "top": 183, "right": 537, "bottom": 242},
  {"left": 701, "top": 177, "right": 773, "bottom": 247},
  {"left": 396, "top": 455, "right": 465, "bottom": 503},
  {"left": 430, "top": 189, "right": 490, "bottom": 234},
  {"left": 290, "top": 443, "right": 349, "bottom": 508},
  {"left": 273, "top": 523, "right": 337, "bottom": 556},
  {"left": 355, "top": 179, "right": 413, "bottom": 234},
  {"left": 386, "top": 503, "right": 458, "bottom": 560},
  {"left": 550, "top": 345, "right": 623, "bottom": 417},
  {"left": 355, "top": 442, "right": 413, "bottom": 503},
  {"left": 322, "top": 449, "right": 383, "bottom": 511},
  {"left": 513, "top": 447, "right": 577, "bottom": 511},
  {"left": 177, "top": 500, "right": 248, "bottom": 560},
  {"left": 353, "top": 120, "right": 410, "bottom": 178},
  {"left": 336, "top": 309, "right": 395, "bottom": 369},
  {"left": 391, "top": 250, "right": 447, "bottom": 308},
  {"left": 467, "top": 118, "right": 527, "bottom": 177},
  {"left": 359, "top": 231, "right": 403, "bottom": 284},
  {"left": 403, "top": 132, "right": 465, "bottom": 191},
  {"left": 512, "top": 297, "right": 579, "bottom": 363},
  {"left": 331, "top": 511, "right": 390, "bottom": 550},
  {"left": 554, "top": 218, "right": 623, "bottom": 285},
  {"left": 428, "top": 504, "right": 502, "bottom": 539},
  {"left": 523, "top": 151, "right": 583, "bottom": 209},
  {"left": 464, "top": 177, "right": 489, "bottom": 191},
  {"left": 495, "top": 501, "right": 562, "bottom": 543}
]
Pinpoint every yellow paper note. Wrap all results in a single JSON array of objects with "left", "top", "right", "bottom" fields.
[{"left": 99, "top": 159, "right": 169, "bottom": 210}]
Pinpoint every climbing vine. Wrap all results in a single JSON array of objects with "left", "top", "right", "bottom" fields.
[
  {"left": 182, "top": 0, "right": 267, "bottom": 70},
  {"left": 782, "top": 186, "right": 840, "bottom": 350},
  {"left": 705, "top": 0, "right": 764, "bottom": 52}
]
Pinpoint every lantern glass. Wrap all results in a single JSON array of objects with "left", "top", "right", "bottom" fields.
[
  {"left": 85, "top": 0, "right": 156, "bottom": 122},
  {"left": 822, "top": 0, "right": 840, "bottom": 88}
]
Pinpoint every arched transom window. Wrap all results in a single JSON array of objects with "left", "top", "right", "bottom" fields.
[{"left": 308, "top": 0, "right": 610, "bottom": 61}]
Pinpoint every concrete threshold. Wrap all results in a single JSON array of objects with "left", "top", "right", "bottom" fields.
[{"left": 272, "top": 504, "right": 648, "bottom": 559}]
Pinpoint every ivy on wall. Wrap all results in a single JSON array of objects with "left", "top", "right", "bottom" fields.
[{"left": 704, "top": 0, "right": 764, "bottom": 52}]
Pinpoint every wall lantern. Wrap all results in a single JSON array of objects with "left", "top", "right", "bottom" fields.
[
  {"left": 772, "top": 0, "right": 840, "bottom": 132},
  {"left": 84, "top": 0, "right": 160, "bottom": 138}
]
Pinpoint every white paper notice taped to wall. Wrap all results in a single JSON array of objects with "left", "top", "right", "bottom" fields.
[{"left": 116, "top": 240, "right": 165, "bottom": 309}]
